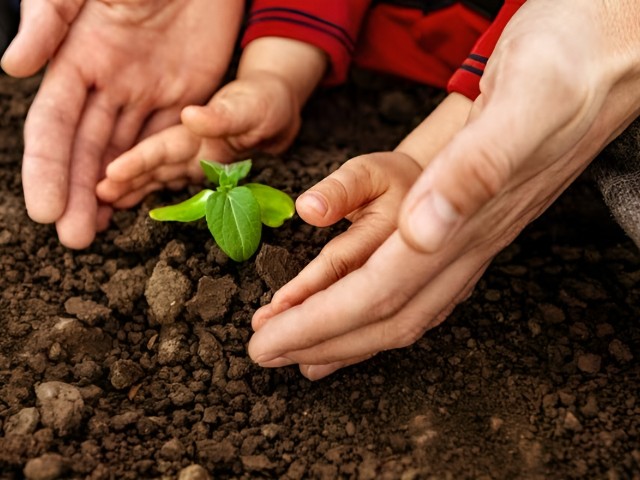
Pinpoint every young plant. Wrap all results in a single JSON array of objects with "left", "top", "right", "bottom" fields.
[{"left": 149, "top": 159, "right": 295, "bottom": 262}]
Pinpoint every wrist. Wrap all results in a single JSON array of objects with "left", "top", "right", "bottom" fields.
[
  {"left": 590, "top": 0, "right": 640, "bottom": 121},
  {"left": 395, "top": 93, "right": 473, "bottom": 168},
  {"left": 593, "top": 1, "right": 640, "bottom": 84},
  {"left": 239, "top": 36, "right": 327, "bottom": 108}
]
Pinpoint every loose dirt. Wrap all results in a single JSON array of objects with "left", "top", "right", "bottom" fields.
[{"left": 0, "top": 72, "right": 639, "bottom": 479}]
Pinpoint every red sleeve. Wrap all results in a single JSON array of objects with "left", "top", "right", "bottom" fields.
[
  {"left": 241, "top": 0, "right": 372, "bottom": 86},
  {"left": 447, "top": 0, "right": 527, "bottom": 100}
]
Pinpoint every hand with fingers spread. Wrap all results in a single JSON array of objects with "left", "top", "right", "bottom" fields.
[
  {"left": 248, "top": 0, "right": 640, "bottom": 380},
  {"left": 97, "top": 37, "right": 327, "bottom": 210},
  {"left": 2, "top": 0, "right": 243, "bottom": 249}
]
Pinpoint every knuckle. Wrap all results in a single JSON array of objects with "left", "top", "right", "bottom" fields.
[
  {"left": 496, "top": 32, "right": 591, "bottom": 105},
  {"left": 317, "top": 175, "right": 351, "bottom": 207},
  {"left": 366, "top": 283, "right": 412, "bottom": 323},
  {"left": 346, "top": 155, "right": 381, "bottom": 189},
  {"left": 50, "top": 0, "right": 84, "bottom": 23},
  {"left": 326, "top": 155, "right": 384, "bottom": 208},
  {"left": 317, "top": 249, "right": 352, "bottom": 283},
  {"left": 382, "top": 317, "right": 426, "bottom": 350},
  {"left": 461, "top": 143, "right": 513, "bottom": 209}
]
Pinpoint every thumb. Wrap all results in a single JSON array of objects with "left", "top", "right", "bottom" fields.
[
  {"left": 181, "top": 91, "right": 262, "bottom": 140},
  {"left": 1, "top": 0, "right": 85, "bottom": 77},
  {"left": 398, "top": 97, "right": 549, "bottom": 253},
  {"left": 296, "top": 152, "right": 407, "bottom": 227}
]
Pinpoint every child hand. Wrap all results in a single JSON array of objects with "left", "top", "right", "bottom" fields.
[
  {"left": 253, "top": 152, "right": 421, "bottom": 330},
  {"left": 97, "top": 71, "right": 302, "bottom": 208}
]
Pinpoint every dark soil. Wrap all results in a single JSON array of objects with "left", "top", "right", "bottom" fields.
[{"left": 1, "top": 71, "right": 639, "bottom": 480}]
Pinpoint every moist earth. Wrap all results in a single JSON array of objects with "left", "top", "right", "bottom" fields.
[{"left": 0, "top": 72, "right": 639, "bottom": 480}]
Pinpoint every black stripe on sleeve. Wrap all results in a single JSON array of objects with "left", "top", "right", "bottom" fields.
[
  {"left": 459, "top": 64, "right": 484, "bottom": 76},
  {"left": 468, "top": 53, "right": 489, "bottom": 64},
  {"left": 247, "top": 16, "right": 354, "bottom": 53},
  {"left": 250, "top": 7, "right": 355, "bottom": 48}
]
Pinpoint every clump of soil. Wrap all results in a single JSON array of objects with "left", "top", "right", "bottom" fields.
[{"left": 0, "top": 72, "right": 639, "bottom": 479}]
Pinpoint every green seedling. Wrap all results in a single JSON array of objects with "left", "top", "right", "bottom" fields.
[{"left": 149, "top": 159, "right": 295, "bottom": 262}]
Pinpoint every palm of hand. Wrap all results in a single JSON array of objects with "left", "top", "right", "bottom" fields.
[
  {"left": 60, "top": 0, "right": 234, "bottom": 120},
  {"left": 19, "top": 0, "right": 242, "bottom": 248}
]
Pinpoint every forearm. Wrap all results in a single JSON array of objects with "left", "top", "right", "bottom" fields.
[
  {"left": 395, "top": 92, "right": 473, "bottom": 168},
  {"left": 238, "top": 36, "right": 327, "bottom": 109}
]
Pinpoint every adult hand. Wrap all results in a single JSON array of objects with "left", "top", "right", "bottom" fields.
[
  {"left": 2, "top": 0, "right": 243, "bottom": 248},
  {"left": 248, "top": 0, "right": 640, "bottom": 379},
  {"left": 250, "top": 150, "right": 491, "bottom": 380}
]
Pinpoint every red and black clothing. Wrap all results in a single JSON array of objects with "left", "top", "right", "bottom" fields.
[{"left": 242, "top": 0, "right": 526, "bottom": 100}]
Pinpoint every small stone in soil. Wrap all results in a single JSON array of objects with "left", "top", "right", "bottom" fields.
[
  {"left": 145, "top": 260, "right": 191, "bottom": 324},
  {"left": 63, "top": 297, "right": 111, "bottom": 326},
  {"left": 4, "top": 407, "right": 40, "bottom": 436},
  {"left": 35, "top": 382, "right": 84, "bottom": 437},
  {"left": 178, "top": 464, "right": 211, "bottom": 480},
  {"left": 23, "top": 453, "right": 66, "bottom": 480},
  {"left": 157, "top": 322, "right": 191, "bottom": 366},
  {"left": 255, "top": 244, "right": 301, "bottom": 292},
  {"left": 109, "top": 359, "right": 144, "bottom": 390}
]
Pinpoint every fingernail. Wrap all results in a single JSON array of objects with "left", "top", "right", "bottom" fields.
[
  {"left": 252, "top": 304, "right": 271, "bottom": 324},
  {"left": 299, "top": 192, "right": 328, "bottom": 217},
  {"left": 257, "top": 356, "right": 294, "bottom": 368},
  {"left": 304, "top": 363, "right": 341, "bottom": 381},
  {"left": 407, "top": 191, "right": 459, "bottom": 251}
]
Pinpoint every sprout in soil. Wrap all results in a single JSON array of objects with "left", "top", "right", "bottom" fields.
[{"left": 149, "top": 159, "right": 294, "bottom": 262}]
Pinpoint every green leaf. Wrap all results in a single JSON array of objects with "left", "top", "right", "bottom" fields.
[
  {"left": 206, "top": 186, "right": 262, "bottom": 262},
  {"left": 200, "top": 160, "right": 225, "bottom": 185},
  {"left": 245, "top": 183, "right": 295, "bottom": 228},
  {"left": 222, "top": 159, "right": 252, "bottom": 186},
  {"left": 200, "top": 159, "right": 252, "bottom": 188},
  {"left": 149, "top": 189, "right": 213, "bottom": 222}
]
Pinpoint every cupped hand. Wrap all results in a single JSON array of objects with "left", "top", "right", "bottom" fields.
[
  {"left": 252, "top": 92, "right": 473, "bottom": 328},
  {"left": 248, "top": 94, "right": 473, "bottom": 380},
  {"left": 248, "top": 158, "right": 492, "bottom": 379},
  {"left": 97, "top": 70, "right": 303, "bottom": 209},
  {"left": 253, "top": 151, "right": 421, "bottom": 330},
  {"left": 3, "top": 0, "right": 243, "bottom": 248},
  {"left": 248, "top": 0, "right": 640, "bottom": 380}
]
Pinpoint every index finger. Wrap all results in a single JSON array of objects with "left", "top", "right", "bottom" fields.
[
  {"left": 22, "top": 61, "right": 86, "bottom": 223},
  {"left": 247, "top": 230, "right": 451, "bottom": 364},
  {"left": 1, "top": 0, "right": 85, "bottom": 77}
]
